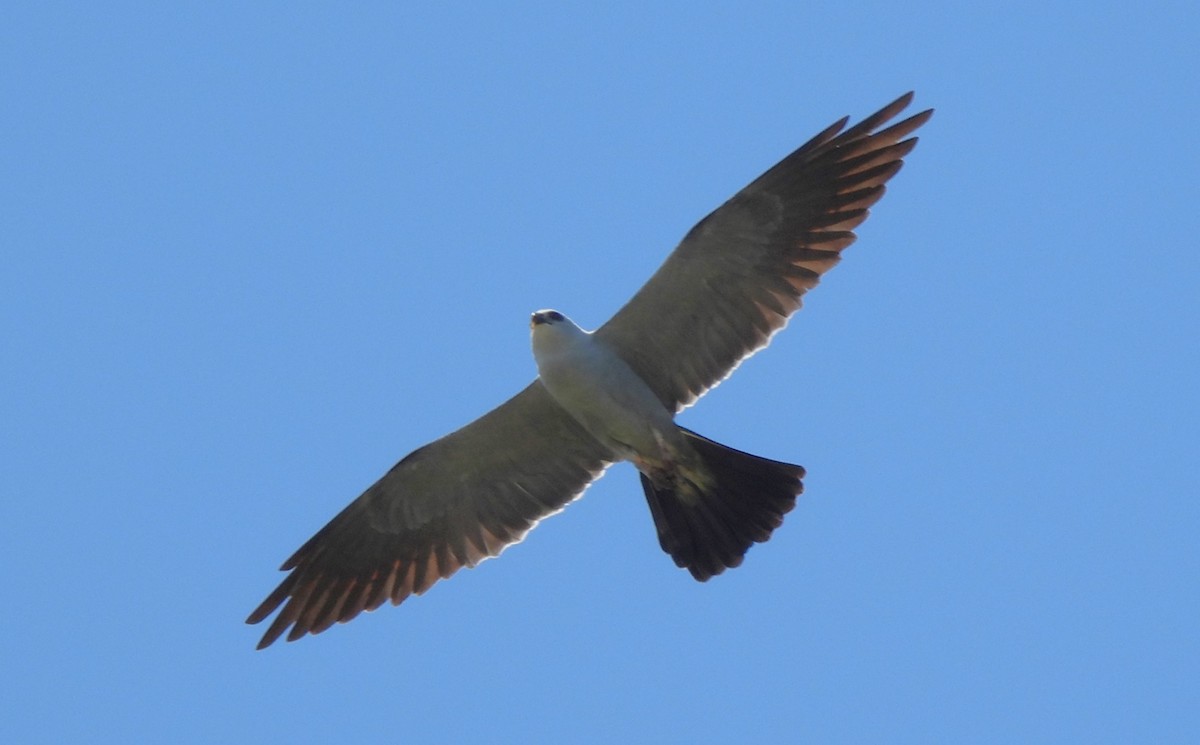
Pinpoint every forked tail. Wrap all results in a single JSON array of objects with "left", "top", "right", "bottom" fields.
[{"left": 640, "top": 428, "right": 804, "bottom": 581}]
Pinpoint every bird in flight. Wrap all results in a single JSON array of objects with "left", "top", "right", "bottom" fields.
[{"left": 248, "top": 92, "right": 932, "bottom": 649}]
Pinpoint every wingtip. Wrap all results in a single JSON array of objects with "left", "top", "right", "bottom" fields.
[
  {"left": 245, "top": 603, "right": 274, "bottom": 626},
  {"left": 247, "top": 595, "right": 287, "bottom": 649},
  {"left": 879, "top": 93, "right": 936, "bottom": 126},
  {"left": 878, "top": 91, "right": 915, "bottom": 119},
  {"left": 909, "top": 107, "right": 935, "bottom": 126}
]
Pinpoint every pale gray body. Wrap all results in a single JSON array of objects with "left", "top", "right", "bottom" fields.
[{"left": 530, "top": 310, "right": 710, "bottom": 498}]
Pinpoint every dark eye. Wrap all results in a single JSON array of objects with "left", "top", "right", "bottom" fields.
[{"left": 548, "top": 311, "right": 564, "bottom": 322}]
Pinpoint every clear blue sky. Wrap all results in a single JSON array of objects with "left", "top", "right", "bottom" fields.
[{"left": 3, "top": 2, "right": 1197, "bottom": 742}]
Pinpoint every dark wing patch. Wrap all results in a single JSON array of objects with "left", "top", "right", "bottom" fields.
[{"left": 246, "top": 381, "right": 611, "bottom": 649}]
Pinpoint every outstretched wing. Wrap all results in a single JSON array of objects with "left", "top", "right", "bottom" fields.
[
  {"left": 596, "top": 93, "right": 932, "bottom": 411},
  {"left": 246, "top": 381, "right": 612, "bottom": 649}
]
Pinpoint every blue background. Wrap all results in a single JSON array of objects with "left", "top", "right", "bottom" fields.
[{"left": 4, "top": 2, "right": 1197, "bottom": 742}]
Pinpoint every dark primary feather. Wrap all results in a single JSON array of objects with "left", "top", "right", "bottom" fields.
[
  {"left": 596, "top": 92, "right": 933, "bottom": 411},
  {"left": 246, "top": 381, "right": 611, "bottom": 649}
]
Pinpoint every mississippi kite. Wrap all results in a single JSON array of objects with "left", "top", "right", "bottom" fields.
[{"left": 248, "top": 93, "right": 932, "bottom": 648}]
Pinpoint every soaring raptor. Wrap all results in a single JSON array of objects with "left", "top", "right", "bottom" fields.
[{"left": 248, "top": 93, "right": 932, "bottom": 649}]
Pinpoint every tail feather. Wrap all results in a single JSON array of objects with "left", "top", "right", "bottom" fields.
[{"left": 641, "top": 428, "right": 804, "bottom": 581}]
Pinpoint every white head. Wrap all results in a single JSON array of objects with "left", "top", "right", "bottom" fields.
[{"left": 530, "top": 309, "right": 589, "bottom": 358}]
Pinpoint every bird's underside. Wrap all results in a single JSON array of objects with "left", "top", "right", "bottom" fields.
[{"left": 247, "top": 92, "right": 932, "bottom": 649}]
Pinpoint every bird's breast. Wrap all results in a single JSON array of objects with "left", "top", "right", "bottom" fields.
[{"left": 533, "top": 336, "right": 676, "bottom": 460}]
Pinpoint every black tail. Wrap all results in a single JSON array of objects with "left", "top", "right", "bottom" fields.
[{"left": 639, "top": 428, "right": 804, "bottom": 581}]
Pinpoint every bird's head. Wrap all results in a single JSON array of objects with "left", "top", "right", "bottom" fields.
[
  {"left": 530, "top": 309, "right": 588, "bottom": 358},
  {"left": 530, "top": 309, "right": 567, "bottom": 329}
]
